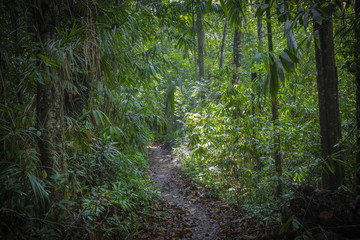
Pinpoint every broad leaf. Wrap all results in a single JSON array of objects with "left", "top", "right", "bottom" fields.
[
  {"left": 275, "top": 58, "right": 285, "bottom": 86},
  {"left": 279, "top": 51, "right": 295, "bottom": 72},
  {"left": 311, "top": 8, "right": 322, "bottom": 25},
  {"left": 303, "top": 9, "right": 310, "bottom": 31}
]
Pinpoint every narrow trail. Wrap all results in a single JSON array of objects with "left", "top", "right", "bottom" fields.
[
  {"left": 137, "top": 144, "right": 272, "bottom": 240},
  {"left": 148, "top": 145, "right": 220, "bottom": 239}
]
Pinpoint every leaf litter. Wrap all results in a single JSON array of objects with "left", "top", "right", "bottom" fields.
[{"left": 135, "top": 144, "right": 278, "bottom": 240}]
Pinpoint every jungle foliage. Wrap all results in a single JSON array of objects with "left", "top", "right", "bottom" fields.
[{"left": 0, "top": 0, "right": 359, "bottom": 239}]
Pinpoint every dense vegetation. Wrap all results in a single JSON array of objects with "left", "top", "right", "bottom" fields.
[{"left": 0, "top": 0, "right": 359, "bottom": 239}]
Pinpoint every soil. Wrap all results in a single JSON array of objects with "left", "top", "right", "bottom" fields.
[
  {"left": 147, "top": 145, "right": 219, "bottom": 239},
  {"left": 136, "top": 144, "right": 360, "bottom": 240},
  {"left": 136, "top": 144, "right": 276, "bottom": 240}
]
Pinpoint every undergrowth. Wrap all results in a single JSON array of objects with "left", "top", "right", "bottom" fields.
[{"left": 0, "top": 108, "right": 161, "bottom": 239}]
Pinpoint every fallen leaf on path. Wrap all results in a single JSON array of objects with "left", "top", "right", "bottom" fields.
[
  {"left": 213, "top": 215, "right": 220, "bottom": 220},
  {"left": 220, "top": 222, "right": 231, "bottom": 229}
]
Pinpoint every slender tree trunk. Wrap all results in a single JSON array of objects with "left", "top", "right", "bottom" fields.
[
  {"left": 32, "top": 0, "right": 66, "bottom": 202},
  {"left": 10, "top": 8, "right": 24, "bottom": 105},
  {"left": 266, "top": 0, "right": 282, "bottom": 197},
  {"left": 197, "top": 11, "right": 204, "bottom": 79},
  {"left": 355, "top": 0, "right": 360, "bottom": 194},
  {"left": 191, "top": 5, "right": 198, "bottom": 81},
  {"left": 250, "top": 13, "right": 264, "bottom": 171},
  {"left": 257, "top": 10, "right": 263, "bottom": 47},
  {"left": 314, "top": 6, "right": 344, "bottom": 190},
  {"left": 232, "top": 25, "right": 242, "bottom": 85},
  {"left": 256, "top": 6, "right": 263, "bottom": 88},
  {"left": 251, "top": 72, "right": 257, "bottom": 116},
  {"left": 251, "top": 72, "right": 263, "bottom": 170},
  {"left": 219, "top": 17, "right": 227, "bottom": 70},
  {"left": 194, "top": 47, "right": 198, "bottom": 81}
]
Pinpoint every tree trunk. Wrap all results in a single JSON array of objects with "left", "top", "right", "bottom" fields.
[
  {"left": 232, "top": 25, "right": 242, "bottom": 85},
  {"left": 271, "top": 97, "right": 282, "bottom": 196},
  {"left": 219, "top": 17, "right": 227, "bottom": 70},
  {"left": 266, "top": 0, "right": 282, "bottom": 197},
  {"left": 257, "top": 9, "right": 263, "bottom": 48},
  {"left": 197, "top": 11, "right": 204, "bottom": 79},
  {"left": 314, "top": 7, "right": 344, "bottom": 190},
  {"left": 194, "top": 46, "right": 198, "bottom": 81},
  {"left": 191, "top": 6, "right": 198, "bottom": 81},
  {"left": 256, "top": 5, "right": 263, "bottom": 89},
  {"left": 355, "top": 0, "right": 360, "bottom": 194},
  {"left": 32, "top": 0, "right": 66, "bottom": 202}
]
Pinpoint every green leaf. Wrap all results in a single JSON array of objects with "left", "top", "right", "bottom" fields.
[
  {"left": 267, "top": 59, "right": 280, "bottom": 100},
  {"left": 166, "top": 84, "right": 176, "bottom": 115},
  {"left": 35, "top": 72, "right": 45, "bottom": 84},
  {"left": 220, "top": 0, "right": 227, "bottom": 16},
  {"left": 324, "top": 160, "right": 335, "bottom": 174},
  {"left": 275, "top": 58, "right": 285, "bottom": 85},
  {"left": 292, "top": 218, "right": 303, "bottom": 230},
  {"left": 205, "top": 0, "right": 212, "bottom": 13},
  {"left": 303, "top": 9, "right": 310, "bottom": 31},
  {"left": 262, "top": 72, "right": 270, "bottom": 97},
  {"left": 149, "top": 63, "right": 156, "bottom": 77},
  {"left": 285, "top": 19, "right": 299, "bottom": 54},
  {"left": 279, "top": 215, "right": 294, "bottom": 235},
  {"left": 57, "top": 200, "right": 76, "bottom": 210},
  {"left": 26, "top": 172, "right": 49, "bottom": 208},
  {"left": 91, "top": 110, "right": 111, "bottom": 127},
  {"left": 279, "top": 51, "right": 295, "bottom": 72},
  {"left": 252, "top": 53, "right": 268, "bottom": 65},
  {"left": 311, "top": 9, "right": 322, "bottom": 25},
  {"left": 306, "top": 32, "right": 312, "bottom": 54},
  {"left": 37, "top": 54, "right": 59, "bottom": 68},
  {"left": 284, "top": 48, "right": 299, "bottom": 64},
  {"left": 314, "top": 30, "right": 320, "bottom": 49},
  {"left": 253, "top": 53, "right": 262, "bottom": 63}
]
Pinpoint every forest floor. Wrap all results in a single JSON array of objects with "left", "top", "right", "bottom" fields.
[
  {"left": 134, "top": 144, "right": 360, "bottom": 240},
  {"left": 135, "top": 144, "right": 276, "bottom": 240}
]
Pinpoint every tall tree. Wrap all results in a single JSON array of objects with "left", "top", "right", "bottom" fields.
[
  {"left": 219, "top": 17, "right": 228, "bottom": 69},
  {"left": 256, "top": 3, "right": 263, "bottom": 88},
  {"left": 227, "top": 0, "right": 244, "bottom": 84},
  {"left": 314, "top": 4, "right": 344, "bottom": 189},
  {"left": 191, "top": 1, "right": 199, "bottom": 81},
  {"left": 197, "top": 11, "right": 205, "bottom": 79},
  {"left": 265, "top": 0, "right": 282, "bottom": 197},
  {"left": 31, "top": 0, "right": 66, "bottom": 201},
  {"left": 355, "top": 0, "right": 360, "bottom": 194},
  {"left": 232, "top": 24, "right": 242, "bottom": 85}
]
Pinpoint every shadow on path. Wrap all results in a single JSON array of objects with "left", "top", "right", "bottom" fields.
[{"left": 148, "top": 145, "right": 219, "bottom": 239}]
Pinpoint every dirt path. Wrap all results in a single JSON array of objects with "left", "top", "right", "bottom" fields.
[
  {"left": 137, "top": 144, "right": 272, "bottom": 240},
  {"left": 147, "top": 145, "right": 220, "bottom": 239}
]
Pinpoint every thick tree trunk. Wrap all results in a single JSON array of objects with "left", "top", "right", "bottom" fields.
[
  {"left": 37, "top": 80, "right": 66, "bottom": 175},
  {"left": 197, "top": 12, "right": 204, "bottom": 79},
  {"left": 266, "top": 0, "right": 282, "bottom": 197},
  {"left": 32, "top": 0, "right": 66, "bottom": 201},
  {"left": 355, "top": 0, "right": 360, "bottom": 194},
  {"left": 219, "top": 17, "right": 227, "bottom": 70},
  {"left": 232, "top": 25, "right": 242, "bottom": 85},
  {"left": 314, "top": 8, "right": 344, "bottom": 190}
]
